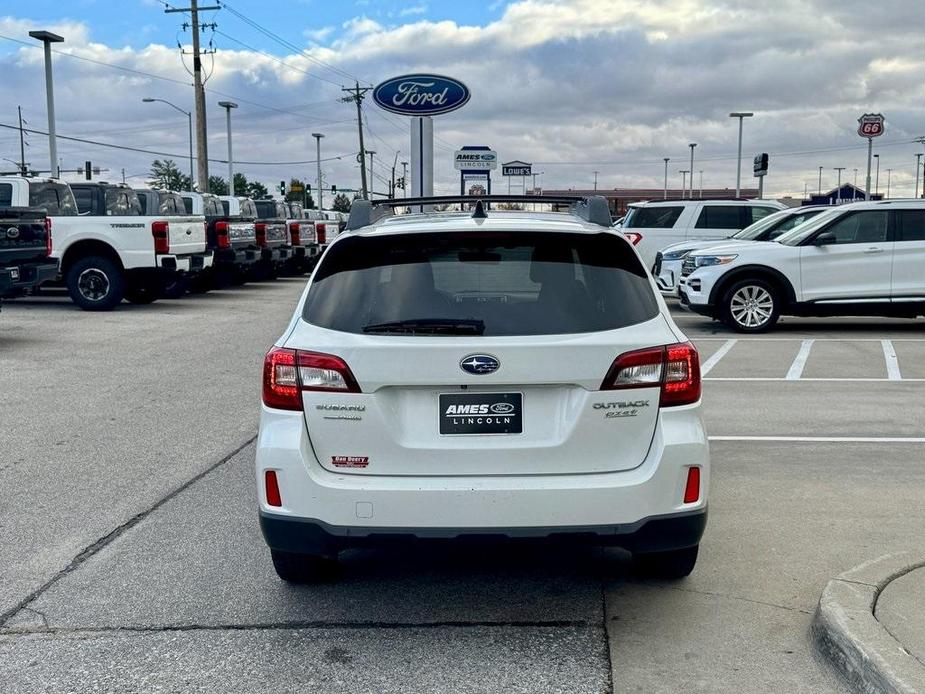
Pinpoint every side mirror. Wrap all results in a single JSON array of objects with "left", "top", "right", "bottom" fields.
[{"left": 814, "top": 230, "right": 837, "bottom": 245}]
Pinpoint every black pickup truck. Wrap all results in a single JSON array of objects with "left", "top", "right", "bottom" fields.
[
  {"left": 252, "top": 199, "right": 293, "bottom": 279},
  {"left": 180, "top": 192, "right": 259, "bottom": 290},
  {"left": 0, "top": 206, "right": 57, "bottom": 310}
]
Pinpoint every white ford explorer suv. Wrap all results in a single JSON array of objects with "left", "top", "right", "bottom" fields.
[
  {"left": 678, "top": 200, "right": 925, "bottom": 332},
  {"left": 256, "top": 195, "right": 709, "bottom": 582},
  {"left": 624, "top": 198, "right": 785, "bottom": 269},
  {"left": 654, "top": 206, "right": 828, "bottom": 296}
]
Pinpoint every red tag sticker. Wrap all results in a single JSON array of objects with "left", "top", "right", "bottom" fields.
[{"left": 331, "top": 456, "right": 369, "bottom": 468}]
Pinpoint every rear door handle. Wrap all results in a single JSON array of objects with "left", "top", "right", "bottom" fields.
[{"left": 863, "top": 247, "right": 885, "bottom": 254}]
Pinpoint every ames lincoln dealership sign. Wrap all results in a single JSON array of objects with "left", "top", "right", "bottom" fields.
[{"left": 373, "top": 74, "right": 470, "bottom": 116}]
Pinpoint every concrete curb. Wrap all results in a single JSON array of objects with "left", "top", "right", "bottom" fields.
[{"left": 812, "top": 552, "right": 925, "bottom": 694}]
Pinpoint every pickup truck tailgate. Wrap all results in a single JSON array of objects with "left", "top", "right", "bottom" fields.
[{"left": 166, "top": 216, "right": 207, "bottom": 256}]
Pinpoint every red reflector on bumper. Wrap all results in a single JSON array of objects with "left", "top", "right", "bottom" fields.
[
  {"left": 683, "top": 467, "right": 701, "bottom": 504},
  {"left": 265, "top": 470, "right": 282, "bottom": 507}
]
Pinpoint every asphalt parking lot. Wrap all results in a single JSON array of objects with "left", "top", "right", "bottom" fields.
[{"left": 1, "top": 284, "right": 923, "bottom": 693}]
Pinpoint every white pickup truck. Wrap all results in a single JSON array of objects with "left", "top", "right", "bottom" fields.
[{"left": 0, "top": 177, "right": 211, "bottom": 309}]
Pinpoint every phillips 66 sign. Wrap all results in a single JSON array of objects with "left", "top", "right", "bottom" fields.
[{"left": 858, "top": 113, "right": 885, "bottom": 138}]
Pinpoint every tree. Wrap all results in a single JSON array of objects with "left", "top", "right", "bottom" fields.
[
  {"left": 149, "top": 159, "right": 191, "bottom": 191},
  {"left": 331, "top": 193, "right": 352, "bottom": 213},
  {"left": 208, "top": 175, "right": 228, "bottom": 195},
  {"left": 246, "top": 180, "right": 270, "bottom": 200}
]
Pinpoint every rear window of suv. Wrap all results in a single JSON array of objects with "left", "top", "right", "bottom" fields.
[
  {"left": 623, "top": 206, "right": 683, "bottom": 229},
  {"left": 303, "top": 231, "right": 659, "bottom": 336}
]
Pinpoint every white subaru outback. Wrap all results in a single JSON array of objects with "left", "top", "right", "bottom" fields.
[{"left": 256, "top": 196, "right": 709, "bottom": 582}]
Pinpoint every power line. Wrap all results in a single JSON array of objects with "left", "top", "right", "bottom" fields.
[{"left": 0, "top": 122, "right": 350, "bottom": 166}]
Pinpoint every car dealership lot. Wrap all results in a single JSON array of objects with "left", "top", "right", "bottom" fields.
[{"left": 1, "top": 286, "right": 923, "bottom": 693}]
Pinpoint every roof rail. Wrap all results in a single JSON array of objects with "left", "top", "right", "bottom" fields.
[
  {"left": 634, "top": 196, "right": 760, "bottom": 204},
  {"left": 346, "top": 194, "right": 613, "bottom": 230}
]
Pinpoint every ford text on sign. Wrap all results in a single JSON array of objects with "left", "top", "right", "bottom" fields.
[
  {"left": 454, "top": 150, "right": 498, "bottom": 170},
  {"left": 373, "top": 74, "right": 471, "bottom": 116}
]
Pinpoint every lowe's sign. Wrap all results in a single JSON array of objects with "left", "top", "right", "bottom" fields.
[{"left": 373, "top": 74, "right": 470, "bottom": 116}]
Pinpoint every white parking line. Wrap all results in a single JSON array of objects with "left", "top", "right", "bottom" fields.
[
  {"left": 882, "top": 340, "right": 902, "bottom": 380},
  {"left": 710, "top": 435, "right": 925, "bottom": 443},
  {"left": 785, "top": 339, "right": 814, "bottom": 380},
  {"left": 700, "top": 339, "right": 737, "bottom": 376}
]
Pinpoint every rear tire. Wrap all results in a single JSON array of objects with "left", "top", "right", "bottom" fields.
[
  {"left": 66, "top": 255, "right": 125, "bottom": 311},
  {"left": 124, "top": 285, "right": 159, "bottom": 305},
  {"left": 721, "top": 279, "right": 780, "bottom": 333},
  {"left": 633, "top": 545, "right": 699, "bottom": 579},
  {"left": 270, "top": 549, "right": 340, "bottom": 584}
]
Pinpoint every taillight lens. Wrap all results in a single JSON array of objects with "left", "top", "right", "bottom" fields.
[
  {"left": 264, "top": 470, "right": 282, "bottom": 507},
  {"left": 262, "top": 347, "right": 360, "bottom": 411},
  {"left": 255, "top": 222, "right": 267, "bottom": 247},
  {"left": 316, "top": 222, "right": 326, "bottom": 245},
  {"left": 215, "top": 221, "right": 230, "bottom": 249},
  {"left": 601, "top": 342, "right": 701, "bottom": 407},
  {"left": 289, "top": 222, "right": 301, "bottom": 246},
  {"left": 152, "top": 220, "right": 170, "bottom": 254},
  {"left": 44, "top": 217, "right": 52, "bottom": 257},
  {"left": 683, "top": 467, "right": 701, "bottom": 504},
  {"left": 624, "top": 231, "right": 643, "bottom": 246}
]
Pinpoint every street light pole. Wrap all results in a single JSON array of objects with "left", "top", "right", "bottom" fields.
[
  {"left": 143, "top": 98, "right": 194, "bottom": 187},
  {"left": 218, "top": 101, "right": 238, "bottom": 195},
  {"left": 401, "top": 161, "right": 408, "bottom": 198},
  {"left": 680, "top": 170, "right": 689, "bottom": 194},
  {"left": 593, "top": 170, "right": 598, "bottom": 191},
  {"left": 29, "top": 30, "right": 64, "bottom": 177},
  {"left": 818, "top": 166, "right": 823, "bottom": 195},
  {"left": 874, "top": 154, "right": 880, "bottom": 196},
  {"left": 729, "top": 112, "right": 753, "bottom": 198},
  {"left": 834, "top": 167, "right": 845, "bottom": 203},
  {"left": 916, "top": 154, "right": 924, "bottom": 198},
  {"left": 663, "top": 158, "right": 669, "bottom": 199},
  {"left": 886, "top": 169, "right": 892, "bottom": 198},
  {"left": 312, "top": 133, "right": 324, "bottom": 209},
  {"left": 688, "top": 144, "right": 697, "bottom": 199},
  {"left": 698, "top": 170, "right": 703, "bottom": 198}
]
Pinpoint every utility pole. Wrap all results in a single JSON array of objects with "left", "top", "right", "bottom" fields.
[
  {"left": 312, "top": 133, "right": 324, "bottom": 209},
  {"left": 17, "top": 106, "right": 27, "bottom": 175},
  {"left": 593, "top": 170, "right": 598, "bottom": 190},
  {"left": 916, "top": 138, "right": 925, "bottom": 198},
  {"left": 663, "top": 158, "right": 669, "bottom": 199},
  {"left": 165, "top": 0, "right": 219, "bottom": 192},
  {"left": 340, "top": 82, "right": 372, "bottom": 198},
  {"left": 818, "top": 166, "right": 823, "bottom": 194},
  {"left": 121, "top": 168, "right": 126, "bottom": 184},
  {"left": 886, "top": 169, "right": 892, "bottom": 198},
  {"left": 833, "top": 167, "right": 845, "bottom": 203},
  {"left": 853, "top": 168, "right": 858, "bottom": 200},
  {"left": 874, "top": 154, "right": 880, "bottom": 196},
  {"left": 401, "top": 161, "right": 408, "bottom": 198},
  {"left": 390, "top": 152, "right": 399, "bottom": 199}
]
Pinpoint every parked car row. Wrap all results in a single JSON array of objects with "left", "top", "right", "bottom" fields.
[{"left": 0, "top": 175, "right": 347, "bottom": 311}]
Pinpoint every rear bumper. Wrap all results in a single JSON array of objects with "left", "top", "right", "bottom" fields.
[
  {"left": 0, "top": 261, "right": 58, "bottom": 297},
  {"left": 260, "top": 508, "right": 707, "bottom": 556},
  {"left": 214, "top": 247, "right": 260, "bottom": 268},
  {"left": 255, "top": 404, "right": 710, "bottom": 552},
  {"left": 156, "top": 251, "right": 213, "bottom": 274}
]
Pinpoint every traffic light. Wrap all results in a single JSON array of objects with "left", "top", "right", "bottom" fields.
[
  {"left": 331, "top": 184, "right": 337, "bottom": 194},
  {"left": 306, "top": 183, "right": 311, "bottom": 192},
  {"left": 85, "top": 161, "right": 92, "bottom": 180},
  {"left": 280, "top": 180, "right": 286, "bottom": 194}
]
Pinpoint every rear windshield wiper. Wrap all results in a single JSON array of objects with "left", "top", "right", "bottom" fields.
[{"left": 362, "top": 318, "right": 485, "bottom": 335}]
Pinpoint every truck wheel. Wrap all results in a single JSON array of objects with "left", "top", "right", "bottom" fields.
[
  {"left": 66, "top": 256, "right": 125, "bottom": 311},
  {"left": 721, "top": 279, "right": 780, "bottom": 333},
  {"left": 124, "top": 285, "right": 159, "bottom": 305},
  {"left": 633, "top": 545, "right": 699, "bottom": 579},
  {"left": 270, "top": 549, "right": 340, "bottom": 584}
]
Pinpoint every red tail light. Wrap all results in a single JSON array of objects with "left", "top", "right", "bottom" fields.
[
  {"left": 255, "top": 222, "right": 267, "bottom": 248},
  {"left": 215, "top": 221, "right": 230, "bottom": 249},
  {"left": 44, "top": 217, "right": 52, "bottom": 257},
  {"left": 601, "top": 342, "right": 701, "bottom": 407},
  {"left": 683, "top": 467, "right": 701, "bottom": 504},
  {"left": 624, "top": 231, "right": 643, "bottom": 246},
  {"left": 289, "top": 222, "right": 301, "bottom": 246},
  {"left": 264, "top": 470, "right": 282, "bottom": 507},
  {"left": 152, "top": 220, "right": 170, "bottom": 254},
  {"left": 262, "top": 347, "right": 360, "bottom": 411},
  {"left": 316, "top": 222, "right": 326, "bottom": 245}
]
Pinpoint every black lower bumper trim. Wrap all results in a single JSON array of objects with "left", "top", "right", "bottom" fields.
[{"left": 259, "top": 510, "right": 707, "bottom": 556}]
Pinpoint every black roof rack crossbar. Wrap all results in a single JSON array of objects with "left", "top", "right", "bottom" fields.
[{"left": 346, "top": 194, "right": 613, "bottom": 230}]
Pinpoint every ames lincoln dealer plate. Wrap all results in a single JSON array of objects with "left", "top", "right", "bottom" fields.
[{"left": 439, "top": 392, "right": 523, "bottom": 435}]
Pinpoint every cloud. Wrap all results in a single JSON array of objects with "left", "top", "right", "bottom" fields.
[
  {"left": 1, "top": 1, "right": 923, "bottom": 198},
  {"left": 303, "top": 26, "right": 335, "bottom": 43},
  {"left": 399, "top": 4, "right": 428, "bottom": 16}
]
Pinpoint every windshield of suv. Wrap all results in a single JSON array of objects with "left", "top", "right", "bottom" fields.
[
  {"left": 730, "top": 208, "right": 823, "bottom": 241},
  {"left": 623, "top": 206, "right": 683, "bottom": 229},
  {"left": 304, "top": 231, "right": 659, "bottom": 336},
  {"left": 775, "top": 207, "right": 843, "bottom": 245}
]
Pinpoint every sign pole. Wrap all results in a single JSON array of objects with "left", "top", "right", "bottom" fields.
[{"left": 865, "top": 137, "right": 873, "bottom": 200}]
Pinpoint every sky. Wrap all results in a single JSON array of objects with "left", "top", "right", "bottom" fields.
[{"left": 1, "top": 0, "right": 924, "bottom": 199}]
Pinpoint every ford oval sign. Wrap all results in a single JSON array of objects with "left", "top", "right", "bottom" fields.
[
  {"left": 460, "top": 354, "right": 500, "bottom": 375},
  {"left": 373, "top": 74, "right": 470, "bottom": 117}
]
